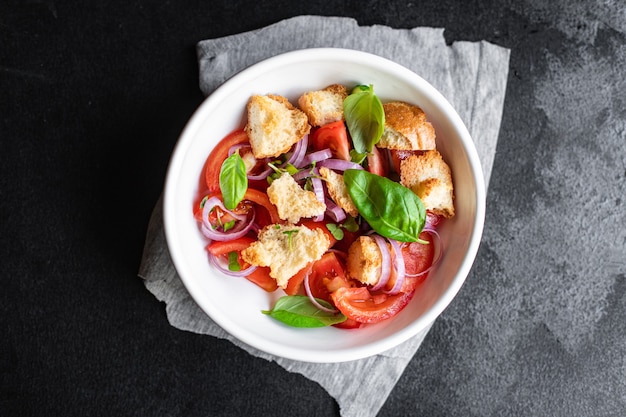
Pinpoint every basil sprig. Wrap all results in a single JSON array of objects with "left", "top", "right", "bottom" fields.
[
  {"left": 326, "top": 216, "right": 359, "bottom": 240},
  {"left": 262, "top": 295, "right": 347, "bottom": 328},
  {"left": 219, "top": 152, "right": 248, "bottom": 210},
  {"left": 343, "top": 169, "right": 426, "bottom": 242},
  {"left": 343, "top": 84, "right": 385, "bottom": 156}
]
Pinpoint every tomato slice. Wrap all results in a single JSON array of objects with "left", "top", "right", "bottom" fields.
[
  {"left": 310, "top": 121, "right": 351, "bottom": 161},
  {"left": 331, "top": 286, "right": 415, "bottom": 324},
  {"left": 284, "top": 262, "right": 313, "bottom": 296},
  {"left": 399, "top": 232, "right": 435, "bottom": 293},
  {"left": 245, "top": 267, "right": 278, "bottom": 292},
  {"left": 206, "top": 236, "right": 255, "bottom": 256},
  {"left": 366, "top": 146, "right": 388, "bottom": 177},
  {"left": 241, "top": 188, "right": 280, "bottom": 225},
  {"left": 205, "top": 129, "right": 250, "bottom": 192},
  {"left": 333, "top": 317, "right": 363, "bottom": 329},
  {"left": 306, "top": 252, "right": 349, "bottom": 303}
]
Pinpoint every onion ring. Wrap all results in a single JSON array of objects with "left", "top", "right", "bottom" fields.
[
  {"left": 325, "top": 199, "right": 346, "bottom": 223},
  {"left": 370, "top": 234, "right": 392, "bottom": 291},
  {"left": 208, "top": 252, "right": 258, "bottom": 277},
  {"left": 311, "top": 177, "right": 326, "bottom": 222},
  {"left": 304, "top": 272, "right": 338, "bottom": 314},
  {"left": 317, "top": 158, "right": 364, "bottom": 171},
  {"left": 200, "top": 196, "right": 256, "bottom": 241},
  {"left": 287, "top": 134, "right": 309, "bottom": 168},
  {"left": 384, "top": 238, "right": 406, "bottom": 294},
  {"left": 300, "top": 148, "right": 333, "bottom": 166},
  {"left": 247, "top": 166, "right": 273, "bottom": 181}
]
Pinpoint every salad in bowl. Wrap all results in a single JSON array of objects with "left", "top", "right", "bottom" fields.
[{"left": 164, "top": 49, "right": 485, "bottom": 362}]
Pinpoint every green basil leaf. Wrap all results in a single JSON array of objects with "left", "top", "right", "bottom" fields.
[
  {"left": 219, "top": 152, "right": 248, "bottom": 210},
  {"left": 342, "top": 216, "right": 360, "bottom": 233},
  {"left": 343, "top": 169, "right": 426, "bottom": 242},
  {"left": 349, "top": 149, "right": 368, "bottom": 164},
  {"left": 262, "top": 295, "right": 347, "bottom": 328},
  {"left": 326, "top": 223, "right": 344, "bottom": 240},
  {"left": 343, "top": 84, "right": 385, "bottom": 154},
  {"left": 227, "top": 251, "right": 241, "bottom": 271},
  {"left": 222, "top": 220, "right": 235, "bottom": 232}
]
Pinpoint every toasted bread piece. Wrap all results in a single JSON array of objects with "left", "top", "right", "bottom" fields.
[
  {"left": 245, "top": 94, "right": 311, "bottom": 159},
  {"left": 319, "top": 167, "right": 359, "bottom": 218},
  {"left": 378, "top": 101, "right": 436, "bottom": 151},
  {"left": 266, "top": 173, "right": 326, "bottom": 223},
  {"left": 400, "top": 150, "right": 455, "bottom": 218},
  {"left": 298, "top": 84, "right": 348, "bottom": 127},
  {"left": 241, "top": 224, "right": 331, "bottom": 289},
  {"left": 346, "top": 236, "right": 384, "bottom": 286}
]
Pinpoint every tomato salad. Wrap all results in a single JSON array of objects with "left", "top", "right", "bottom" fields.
[{"left": 195, "top": 85, "right": 449, "bottom": 329}]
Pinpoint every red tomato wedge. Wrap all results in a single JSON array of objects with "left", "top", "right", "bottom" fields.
[
  {"left": 385, "top": 231, "right": 436, "bottom": 294},
  {"left": 331, "top": 286, "right": 415, "bottom": 324},
  {"left": 310, "top": 121, "right": 351, "bottom": 161},
  {"left": 284, "top": 262, "right": 313, "bottom": 296},
  {"left": 306, "top": 252, "right": 349, "bottom": 303},
  {"left": 403, "top": 232, "right": 435, "bottom": 277},
  {"left": 206, "top": 236, "right": 255, "bottom": 256},
  {"left": 366, "top": 146, "right": 388, "bottom": 177},
  {"left": 245, "top": 267, "right": 278, "bottom": 292},
  {"left": 241, "top": 188, "right": 281, "bottom": 225},
  {"left": 333, "top": 317, "right": 363, "bottom": 329},
  {"left": 205, "top": 129, "right": 250, "bottom": 192}
]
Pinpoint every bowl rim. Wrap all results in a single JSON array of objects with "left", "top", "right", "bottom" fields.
[{"left": 163, "top": 47, "right": 486, "bottom": 362}]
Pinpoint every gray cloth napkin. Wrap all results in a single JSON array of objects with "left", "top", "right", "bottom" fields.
[{"left": 139, "top": 15, "right": 510, "bottom": 417}]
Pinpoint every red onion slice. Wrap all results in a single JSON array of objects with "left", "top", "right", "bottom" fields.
[
  {"left": 370, "top": 235, "right": 392, "bottom": 291},
  {"left": 325, "top": 199, "right": 346, "bottom": 223},
  {"left": 425, "top": 211, "right": 442, "bottom": 229},
  {"left": 200, "top": 196, "right": 255, "bottom": 241},
  {"left": 318, "top": 159, "right": 364, "bottom": 171},
  {"left": 384, "top": 238, "right": 406, "bottom": 294},
  {"left": 247, "top": 167, "right": 273, "bottom": 181},
  {"left": 304, "top": 271, "right": 338, "bottom": 313},
  {"left": 287, "top": 134, "right": 309, "bottom": 168},
  {"left": 311, "top": 177, "right": 326, "bottom": 221},
  {"left": 301, "top": 148, "right": 333, "bottom": 166},
  {"left": 208, "top": 252, "right": 258, "bottom": 277},
  {"left": 228, "top": 143, "right": 248, "bottom": 156}
]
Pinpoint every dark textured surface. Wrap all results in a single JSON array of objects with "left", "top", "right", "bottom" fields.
[{"left": 2, "top": 1, "right": 624, "bottom": 416}]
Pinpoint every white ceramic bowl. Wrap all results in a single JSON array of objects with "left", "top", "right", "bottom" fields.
[{"left": 163, "top": 48, "right": 485, "bottom": 363}]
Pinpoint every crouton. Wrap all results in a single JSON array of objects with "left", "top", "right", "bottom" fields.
[
  {"left": 241, "top": 224, "right": 331, "bottom": 289},
  {"left": 319, "top": 167, "right": 359, "bottom": 218},
  {"left": 266, "top": 172, "right": 326, "bottom": 223},
  {"left": 400, "top": 150, "right": 455, "bottom": 218},
  {"left": 245, "top": 94, "right": 311, "bottom": 159},
  {"left": 378, "top": 101, "right": 437, "bottom": 151},
  {"left": 346, "top": 236, "right": 384, "bottom": 286},
  {"left": 298, "top": 84, "right": 349, "bottom": 127}
]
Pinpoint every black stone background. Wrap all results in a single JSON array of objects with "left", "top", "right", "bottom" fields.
[{"left": 2, "top": 1, "right": 625, "bottom": 416}]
